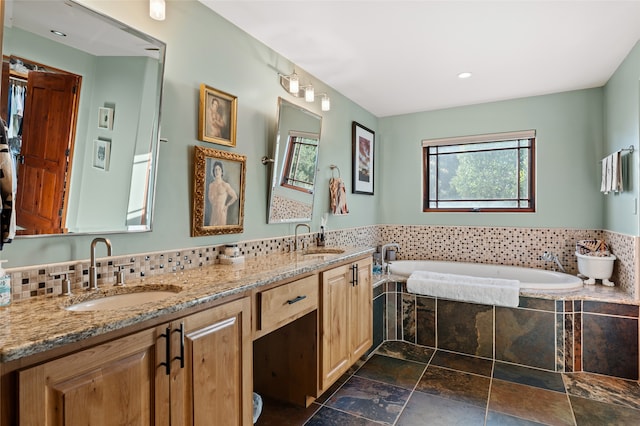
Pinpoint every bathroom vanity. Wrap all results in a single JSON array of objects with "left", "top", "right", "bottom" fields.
[{"left": 0, "top": 248, "right": 373, "bottom": 425}]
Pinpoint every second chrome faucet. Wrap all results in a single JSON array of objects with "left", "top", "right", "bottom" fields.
[{"left": 90, "top": 237, "right": 113, "bottom": 290}]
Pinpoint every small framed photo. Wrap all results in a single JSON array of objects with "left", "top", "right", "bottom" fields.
[
  {"left": 93, "top": 139, "right": 111, "bottom": 171},
  {"left": 192, "top": 145, "right": 246, "bottom": 236},
  {"left": 352, "top": 121, "right": 375, "bottom": 195},
  {"left": 198, "top": 84, "right": 237, "bottom": 147},
  {"left": 98, "top": 107, "right": 114, "bottom": 130}
]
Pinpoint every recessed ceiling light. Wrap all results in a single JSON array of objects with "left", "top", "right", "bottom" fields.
[
  {"left": 458, "top": 72, "right": 472, "bottom": 79},
  {"left": 50, "top": 30, "right": 67, "bottom": 37}
]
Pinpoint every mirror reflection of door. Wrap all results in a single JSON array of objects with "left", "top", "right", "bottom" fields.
[{"left": 1, "top": 56, "right": 81, "bottom": 234}]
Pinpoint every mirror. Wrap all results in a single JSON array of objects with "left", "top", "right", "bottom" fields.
[
  {"left": 2, "top": 0, "right": 165, "bottom": 236},
  {"left": 267, "top": 98, "right": 322, "bottom": 223}
]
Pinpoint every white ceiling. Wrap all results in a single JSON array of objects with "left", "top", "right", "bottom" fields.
[
  {"left": 201, "top": 0, "right": 640, "bottom": 117},
  {"left": 4, "top": 0, "right": 161, "bottom": 58}
]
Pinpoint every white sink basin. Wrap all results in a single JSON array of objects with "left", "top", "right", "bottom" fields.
[{"left": 66, "top": 291, "right": 177, "bottom": 312}]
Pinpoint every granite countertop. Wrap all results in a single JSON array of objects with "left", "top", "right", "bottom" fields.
[{"left": 0, "top": 247, "right": 374, "bottom": 363}]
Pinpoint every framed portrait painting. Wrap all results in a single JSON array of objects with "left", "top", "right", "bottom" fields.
[
  {"left": 352, "top": 121, "right": 375, "bottom": 195},
  {"left": 198, "top": 83, "right": 238, "bottom": 147},
  {"left": 192, "top": 145, "right": 246, "bottom": 236}
]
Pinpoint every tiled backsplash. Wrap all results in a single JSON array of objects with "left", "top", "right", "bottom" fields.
[{"left": 7, "top": 225, "right": 638, "bottom": 302}]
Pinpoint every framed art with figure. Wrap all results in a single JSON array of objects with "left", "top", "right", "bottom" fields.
[
  {"left": 192, "top": 145, "right": 246, "bottom": 236},
  {"left": 352, "top": 121, "right": 375, "bottom": 195},
  {"left": 198, "top": 83, "right": 237, "bottom": 147}
]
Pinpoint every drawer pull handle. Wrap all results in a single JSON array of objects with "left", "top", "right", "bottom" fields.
[
  {"left": 173, "top": 322, "right": 185, "bottom": 369},
  {"left": 287, "top": 295, "right": 307, "bottom": 305}
]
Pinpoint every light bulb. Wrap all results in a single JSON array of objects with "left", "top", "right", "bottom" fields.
[
  {"left": 289, "top": 72, "right": 299, "bottom": 94},
  {"left": 305, "top": 86, "right": 315, "bottom": 102},
  {"left": 321, "top": 95, "right": 330, "bottom": 111},
  {"left": 150, "top": 0, "right": 165, "bottom": 21}
]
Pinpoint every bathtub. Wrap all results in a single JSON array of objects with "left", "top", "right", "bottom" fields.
[{"left": 388, "top": 260, "right": 583, "bottom": 290}]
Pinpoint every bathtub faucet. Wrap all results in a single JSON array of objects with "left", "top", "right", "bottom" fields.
[
  {"left": 541, "top": 251, "right": 565, "bottom": 273},
  {"left": 381, "top": 243, "right": 401, "bottom": 274}
]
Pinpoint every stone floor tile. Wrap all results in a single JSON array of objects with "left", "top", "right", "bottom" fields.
[
  {"left": 397, "top": 391, "right": 486, "bottom": 425},
  {"left": 414, "top": 365, "right": 491, "bottom": 408},
  {"left": 355, "top": 354, "right": 426, "bottom": 390},
  {"left": 489, "top": 379, "right": 574, "bottom": 426}
]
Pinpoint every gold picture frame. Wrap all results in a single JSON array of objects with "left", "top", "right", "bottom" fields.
[
  {"left": 198, "top": 83, "right": 237, "bottom": 147},
  {"left": 192, "top": 145, "right": 246, "bottom": 236}
]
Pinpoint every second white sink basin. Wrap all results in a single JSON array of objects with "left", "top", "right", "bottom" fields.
[{"left": 66, "top": 291, "right": 177, "bottom": 312}]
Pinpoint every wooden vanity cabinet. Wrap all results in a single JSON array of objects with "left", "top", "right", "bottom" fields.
[
  {"left": 319, "top": 257, "right": 372, "bottom": 392},
  {"left": 17, "top": 296, "right": 252, "bottom": 426}
]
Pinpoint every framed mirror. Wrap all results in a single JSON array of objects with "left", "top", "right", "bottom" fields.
[
  {"left": 267, "top": 98, "right": 322, "bottom": 223},
  {"left": 1, "top": 0, "right": 165, "bottom": 236}
]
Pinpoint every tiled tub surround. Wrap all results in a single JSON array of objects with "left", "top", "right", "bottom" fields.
[
  {"left": 376, "top": 278, "right": 640, "bottom": 381},
  {"left": 7, "top": 225, "right": 638, "bottom": 302}
]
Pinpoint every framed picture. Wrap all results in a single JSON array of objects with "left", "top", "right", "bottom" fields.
[
  {"left": 93, "top": 139, "right": 111, "bottom": 171},
  {"left": 98, "top": 107, "right": 114, "bottom": 130},
  {"left": 352, "top": 121, "right": 375, "bottom": 195},
  {"left": 198, "top": 83, "right": 238, "bottom": 147},
  {"left": 192, "top": 145, "right": 246, "bottom": 236}
]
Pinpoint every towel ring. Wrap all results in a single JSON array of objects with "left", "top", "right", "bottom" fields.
[{"left": 330, "top": 165, "right": 341, "bottom": 178}]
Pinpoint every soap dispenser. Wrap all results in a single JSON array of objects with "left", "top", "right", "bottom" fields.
[{"left": 0, "top": 260, "right": 10, "bottom": 307}]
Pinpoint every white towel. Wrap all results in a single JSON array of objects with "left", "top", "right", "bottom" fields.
[
  {"left": 601, "top": 152, "right": 623, "bottom": 194},
  {"left": 407, "top": 270, "right": 520, "bottom": 307}
]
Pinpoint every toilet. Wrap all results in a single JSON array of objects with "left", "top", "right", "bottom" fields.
[{"left": 575, "top": 252, "right": 616, "bottom": 286}]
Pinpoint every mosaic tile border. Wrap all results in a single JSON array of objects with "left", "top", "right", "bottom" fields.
[{"left": 6, "top": 225, "right": 638, "bottom": 302}]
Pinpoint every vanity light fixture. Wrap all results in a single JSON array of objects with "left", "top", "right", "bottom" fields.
[
  {"left": 149, "top": 0, "right": 166, "bottom": 21},
  {"left": 279, "top": 70, "right": 331, "bottom": 111},
  {"left": 458, "top": 71, "right": 472, "bottom": 79}
]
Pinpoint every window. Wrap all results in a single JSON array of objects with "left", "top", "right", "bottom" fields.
[
  {"left": 281, "top": 131, "right": 319, "bottom": 193},
  {"left": 423, "top": 130, "right": 535, "bottom": 212}
]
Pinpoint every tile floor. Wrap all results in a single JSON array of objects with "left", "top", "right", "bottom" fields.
[{"left": 255, "top": 341, "right": 640, "bottom": 425}]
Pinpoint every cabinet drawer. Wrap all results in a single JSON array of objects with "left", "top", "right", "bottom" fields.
[{"left": 258, "top": 275, "right": 318, "bottom": 333}]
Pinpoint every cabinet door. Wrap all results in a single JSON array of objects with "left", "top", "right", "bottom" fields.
[
  {"left": 171, "top": 297, "right": 252, "bottom": 426},
  {"left": 320, "top": 264, "right": 350, "bottom": 391},
  {"left": 19, "top": 328, "right": 160, "bottom": 426},
  {"left": 350, "top": 258, "right": 373, "bottom": 360}
]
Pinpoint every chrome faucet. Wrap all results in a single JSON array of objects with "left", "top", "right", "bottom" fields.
[
  {"left": 541, "top": 251, "right": 565, "bottom": 273},
  {"left": 90, "top": 237, "right": 113, "bottom": 290},
  {"left": 294, "top": 223, "right": 311, "bottom": 251},
  {"left": 381, "top": 243, "right": 400, "bottom": 273}
]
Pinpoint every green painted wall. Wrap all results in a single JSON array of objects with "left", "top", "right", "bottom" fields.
[
  {"left": 603, "top": 41, "right": 640, "bottom": 236},
  {"left": 377, "top": 89, "right": 605, "bottom": 229},
  {"left": 3, "top": 0, "right": 378, "bottom": 267},
  {"left": 2, "top": 1, "right": 636, "bottom": 268}
]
